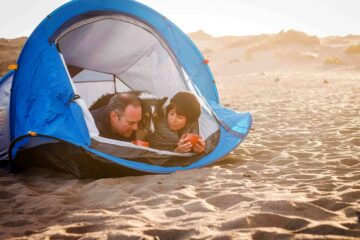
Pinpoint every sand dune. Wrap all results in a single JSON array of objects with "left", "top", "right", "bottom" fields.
[
  {"left": 0, "top": 37, "right": 26, "bottom": 76},
  {"left": 189, "top": 30, "right": 360, "bottom": 76},
  {"left": 1, "top": 31, "right": 360, "bottom": 239}
]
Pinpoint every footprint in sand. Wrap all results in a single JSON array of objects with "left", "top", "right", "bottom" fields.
[
  {"left": 256, "top": 200, "right": 338, "bottom": 220},
  {"left": 0, "top": 180, "right": 17, "bottom": 186},
  {"left": 340, "top": 158, "right": 360, "bottom": 166},
  {"left": 107, "top": 233, "right": 150, "bottom": 240},
  {"left": 140, "top": 196, "right": 169, "bottom": 207},
  {"left": 310, "top": 197, "right": 352, "bottom": 211},
  {"left": 49, "top": 234, "right": 81, "bottom": 240},
  {"left": 65, "top": 224, "right": 107, "bottom": 234},
  {"left": 164, "top": 208, "right": 187, "bottom": 217},
  {"left": 0, "top": 190, "right": 16, "bottom": 199},
  {"left": 143, "top": 228, "right": 198, "bottom": 240},
  {"left": 252, "top": 231, "right": 293, "bottom": 240},
  {"left": 340, "top": 190, "right": 360, "bottom": 203},
  {"left": 205, "top": 193, "right": 253, "bottom": 210},
  {"left": 1, "top": 219, "right": 30, "bottom": 227},
  {"left": 221, "top": 212, "right": 310, "bottom": 231},
  {"left": 296, "top": 224, "right": 360, "bottom": 237},
  {"left": 183, "top": 200, "right": 217, "bottom": 212}
]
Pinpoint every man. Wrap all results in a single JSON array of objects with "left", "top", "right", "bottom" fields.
[{"left": 91, "top": 92, "right": 142, "bottom": 141}]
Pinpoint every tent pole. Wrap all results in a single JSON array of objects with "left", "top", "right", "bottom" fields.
[
  {"left": 114, "top": 75, "right": 133, "bottom": 91},
  {"left": 113, "top": 74, "right": 117, "bottom": 93}
]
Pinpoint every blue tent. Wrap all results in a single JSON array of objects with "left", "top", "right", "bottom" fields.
[{"left": 0, "top": 0, "right": 252, "bottom": 177}]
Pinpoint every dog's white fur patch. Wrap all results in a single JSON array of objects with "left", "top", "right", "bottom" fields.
[
  {"left": 149, "top": 106, "right": 155, "bottom": 133},
  {"left": 138, "top": 92, "right": 157, "bottom": 100}
]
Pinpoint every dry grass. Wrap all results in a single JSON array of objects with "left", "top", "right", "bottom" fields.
[
  {"left": 0, "top": 37, "right": 26, "bottom": 76},
  {"left": 246, "top": 30, "right": 320, "bottom": 53},
  {"left": 345, "top": 44, "right": 360, "bottom": 54},
  {"left": 323, "top": 56, "right": 345, "bottom": 65}
]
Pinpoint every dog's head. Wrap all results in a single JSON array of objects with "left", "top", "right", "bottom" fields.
[{"left": 137, "top": 96, "right": 167, "bottom": 140}]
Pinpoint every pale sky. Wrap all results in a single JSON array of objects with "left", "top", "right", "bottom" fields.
[{"left": 0, "top": 0, "right": 359, "bottom": 38}]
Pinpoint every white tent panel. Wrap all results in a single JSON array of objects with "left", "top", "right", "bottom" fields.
[
  {"left": 115, "top": 77, "right": 131, "bottom": 93},
  {"left": 117, "top": 40, "right": 187, "bottom": 99},
  {"left": 72, "top": 70, "right": 132, "bottom": 106},
  {"left": 72, "top": 69, "right": 113, "bottom": 83},
  {"left": 59, "top": 18, "right": 157, "bottom": 75},
  {"left": 75, "top": 82, "right": 115, "bottom": 107}
]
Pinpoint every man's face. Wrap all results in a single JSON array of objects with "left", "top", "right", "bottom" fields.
[{"left": 110, "top": 105, "right": 142, "bottom": 138}]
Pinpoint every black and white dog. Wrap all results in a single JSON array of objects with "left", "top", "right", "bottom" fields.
[{"left": 89, "top": 91, "right": 167, "bottom": 140}]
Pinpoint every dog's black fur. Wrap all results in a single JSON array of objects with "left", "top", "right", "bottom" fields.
[{"left": 89, "top": 91, "right": 167, "bottom": 140}]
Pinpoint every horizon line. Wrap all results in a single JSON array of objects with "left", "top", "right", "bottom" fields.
[{"left": 2, "top": 29, "right": 360, "bottom": 40}]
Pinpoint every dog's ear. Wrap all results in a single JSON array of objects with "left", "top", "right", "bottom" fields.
[{"left": 159, "top": 97, "right": 168, "bottom": 107}]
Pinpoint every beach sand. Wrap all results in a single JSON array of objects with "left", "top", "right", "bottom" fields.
[{"left": 1, "top": 30, "right": 360, "bottom": 239}]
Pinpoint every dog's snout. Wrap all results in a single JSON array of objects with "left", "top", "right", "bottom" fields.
[
  {"left": 149, "top": 120, "right": 155, "bottom": 134},
  {"left": 148, "top": 128, "right": 154, "bottom": 134}
]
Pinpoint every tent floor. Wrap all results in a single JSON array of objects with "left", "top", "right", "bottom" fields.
[{"left": 12, "top": 141, "right": 151, "bottom": 178}]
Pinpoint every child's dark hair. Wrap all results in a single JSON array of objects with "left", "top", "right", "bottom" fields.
[
  {"left": 166, "top": 102, "right": 186, "bottom": 117},
  {"left": 166, "top": 92, "right": 201, "bottom": 123}
]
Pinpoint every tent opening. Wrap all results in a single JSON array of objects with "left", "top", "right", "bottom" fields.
[
  {"left": 57, "top": 14, "right": 190, "bottom": 105},
  {"left": 55, "top": 13, "right": 220, "bottom": 150}
]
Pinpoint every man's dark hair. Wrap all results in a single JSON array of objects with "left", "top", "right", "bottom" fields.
[{"left": 106, "top": 92, "right": 141, "bottom": 117}]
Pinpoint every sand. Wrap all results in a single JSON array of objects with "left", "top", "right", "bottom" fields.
[
  {"left": 0, "top": 37, "right": 26, "bottom": 77},
  {"left": 1, "top": 30, "right": 360, "bottom": 239}
]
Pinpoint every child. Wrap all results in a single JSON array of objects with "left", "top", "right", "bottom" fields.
[{"left": 149, "top": 91, "right": 206, "bottom": 153}]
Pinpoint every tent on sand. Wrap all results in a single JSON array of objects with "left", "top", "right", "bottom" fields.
[{"left": 0, "top": 0, "right": 252, "bottom": 178}]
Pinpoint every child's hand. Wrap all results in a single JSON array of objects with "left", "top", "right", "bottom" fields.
[
  {"left": 175, "top": 134, "right": 192, "bottom": 153},
  {"left": 193, "top": 137, "right": 206, "bottom": 153}
]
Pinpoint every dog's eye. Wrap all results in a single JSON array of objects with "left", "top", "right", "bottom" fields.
[
  {"left": 144, "top": 113, "right": 150, "bottom": 118},
  {"left": 153, "top": 113, "right": 158, "bottom": 118}
]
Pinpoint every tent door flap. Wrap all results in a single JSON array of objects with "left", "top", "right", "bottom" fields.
[
  {"left": 208, "top": 100, "right": 252, "bottom": 139},
  {"left": 0, "top": 71, "right": 15, "bottom": 160}
]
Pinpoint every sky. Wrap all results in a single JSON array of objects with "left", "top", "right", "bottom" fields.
[{"left": 0, "top": 0, "right": 360, "bottom": 38}]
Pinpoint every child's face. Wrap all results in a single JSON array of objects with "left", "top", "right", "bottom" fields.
[{"left": 167, "top": 108, "right": 187, "bottom": 131}]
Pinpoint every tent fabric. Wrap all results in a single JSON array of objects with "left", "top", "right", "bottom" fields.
[
  {"left": 208, "top": 101, "right": 252, "bottom": 138},
  {"left": 12, "top": 44, "right": 91, "bottom": 145},
  {"left": 12, "top": 128, "right": 221, "bottom": 178},
  {"left": 0, "top": 70, "right": 14, "bottom": 160},
  {"left": 0, "top": 0, "right": 252, "bottom": 177},
  {"left": 12, "top": 141, "right": 151, "bottom": 178},
  {"left": 90, "top": 132, "right": 218, "bottom": 167}
]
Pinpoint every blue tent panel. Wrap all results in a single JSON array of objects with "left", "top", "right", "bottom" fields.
[
  {"left": 208, "top": 101, "right": 252, "bottom": 138},
  {"left": 11, "top": 45, "right": 90, "bottom": 147}
]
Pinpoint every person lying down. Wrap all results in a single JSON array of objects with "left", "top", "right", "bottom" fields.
[
  {"left": 148, "top": 91, "right": 206, "bottom": 154},
  {"left": 89, "top": 91, "right": 206, "bottom": 155}
]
